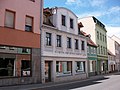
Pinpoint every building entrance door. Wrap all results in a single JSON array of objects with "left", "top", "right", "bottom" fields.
[{"left": 45, "top": 61, "right": 51, "bottom": 82}]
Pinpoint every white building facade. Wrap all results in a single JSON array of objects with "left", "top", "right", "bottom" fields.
[
  {"left": 41, "top": 7, "right": 88, "bottom": 83},
  {"left": 107, "top": 36, "right": 120, "bottom": 71}
]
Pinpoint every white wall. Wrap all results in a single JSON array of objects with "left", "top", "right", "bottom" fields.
[
  {"left": 42, "top": 25, "right": 87, "bottom": 59},
  {"left": 52, "top": 7, "right": 78, "bottom": 35}
]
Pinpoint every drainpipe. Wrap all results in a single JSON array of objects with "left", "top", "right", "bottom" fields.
[{"left": 40, "top": 0, "right": 44, "bottom": 83}]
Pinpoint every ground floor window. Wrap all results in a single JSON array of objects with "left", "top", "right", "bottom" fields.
[
  {"left": 0, "top": 46, "right": 31, "bottom": 77},
  {"left": 0, "top": 58, "right": 14, "bottom": 76},
  {"left": 89, "top": 60, "right": 96, "bottom": 72},
  {"left": 21, "top": 60, "right": 31, "bottom": 76},
  {"left": 56, "top": 61, "right": 72, "bottom": 76},
  {"left": 75, "top": 61, "right": 85, "bottom": 73}
]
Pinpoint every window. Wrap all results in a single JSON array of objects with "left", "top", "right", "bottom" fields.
[
  {"left": 81, "top": 41, "right": 85, "bottom": 50},
  {"left": 5, "top": 10, "right": 15, "bottom": 28},
  {"left": 105, "top": 36, "right": 106, "bottom": 42},
  {"left": 100, "top": 33, "right": 102, "bottom": 41},
  {"left": 21, "top": 60, "right": 31, "bottom": 76},
  {"left": 97, "top": 31, "right": 99, "bottom": 39},
  {"left": 101, "top": 46, "right": 103, "bottom": 54},
  {"left": 75, "top": 61, "right": 85, "bottom": 73},
  {"left": 29, "top": 0, "right": 35, "bottom": 2},
  {"left": 75, "top": 39, "right": 78, "bottom": 49},
  {"left": 70, "top": 18, "right": 74, "bottom": 29},
  {"left": 22, "top": 48, "right": 28, "bottom": 53},
  {"left": 0, "top": 59, "right": 14, "bottom": 76},
  {"left": 67, "top": 37, "right": 71, "bottom": 48},
  {"left": 61, "top": 15, "right": 66, "bottom": 26},
  {"left": 56, "top": 35, "right": 61, "bottom": 47},
  {"left": 56, "top": 61, "right": 72, "bottom": 76},
  {"left": 87, "top": 46, "right": 89, "bottom": 54},
  {"left": 25, "top": 16, "right": 33, "bottom": 32},
  {"left": 46, "top": 32, "right": 52, "bottom": 46},
  {"left": 94, "top": 48, "right": 96, "bottom": 54},
  {"left": 103, "top": 35, "right": 104, "bottom": 42}
]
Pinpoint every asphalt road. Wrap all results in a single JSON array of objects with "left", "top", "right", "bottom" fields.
[{"left": 32, "top": 73, "right": 120, "bottom": 90}]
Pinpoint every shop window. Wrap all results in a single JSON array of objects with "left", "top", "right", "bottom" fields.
[
  {"left": 0, "top": 58, "right": 14, "bottom": 77},
  {"left": 75, "top": 61, "right": 85, "bottom": 73},
  {"left": 5, "top": 10, "right": 15, "bottom": 28},
  {"left": 21, "top": 60, "right": 31, "bottom": 76},
  {"left": 56, "top": 61, "right": 72, "bottom": 76},
  {"left": 25, "top": 16, "right": 33, "bottom": 32},
  {"left": 22, "top": 48, "right": 28, "bottom": 53}
]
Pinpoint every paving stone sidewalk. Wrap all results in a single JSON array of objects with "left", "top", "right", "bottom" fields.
[{"left": 0, "top": 72, "right": 119, "bottom": 90}]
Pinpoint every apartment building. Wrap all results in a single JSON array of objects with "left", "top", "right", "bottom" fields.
[
  {"left": 80, "top": 31, "right": 97, "bottom": 76},
  {"left": 41, "top": 7, "right": 88, "bottom": 83},
  {"left": 0, "top": 0, "right": 43, "bottom": 86},
  {"left": 79, "top": 16, "right": 108, "bottom": 74},
  {"left": 107, "top": 36, "right": 120, "bottom": 71},
  {"left": 108, "top": 50, "right": 116, "bottom": 72}
]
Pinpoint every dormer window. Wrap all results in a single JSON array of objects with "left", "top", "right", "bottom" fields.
[
  {"left": 70, "top": 18, "right": 74, "bottom": 29},
  {"left": 61, "top": 15, "right": 66, "bottom": 26}
]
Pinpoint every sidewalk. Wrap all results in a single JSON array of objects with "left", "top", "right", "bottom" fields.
[{"left": 0, "top": 72, "right": 119, "bottom": 90}]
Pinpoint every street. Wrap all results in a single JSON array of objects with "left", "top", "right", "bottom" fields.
[{"left": 32, "top": 73, "right": 120, "bottom": 90}]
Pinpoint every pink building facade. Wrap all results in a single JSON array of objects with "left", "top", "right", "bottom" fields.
[{"left": 0, "top": 0, "right": 43, "bottom": 86}]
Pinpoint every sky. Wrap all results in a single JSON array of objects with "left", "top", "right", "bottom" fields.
[{"left": 44, "top": 0, "right": 120, "bottom": 38}]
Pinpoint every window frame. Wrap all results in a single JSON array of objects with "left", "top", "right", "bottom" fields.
[
  {"left": 46, "top": 32, "right": 52, "bottom": 46},
  {"left": 56, "top": 35, "right": 62, "bottom": 47},
  {"left": 4, "top": 9, "right": 15, "bottom": 29},
  {"left": 56, "top": 61, "right": 72, "bottom": 76},
  {"left": 75, "top": 39, "right": 79, "bottom": 50},
  {"left": 25, "top": 15, "right": 34, "bottom": 32},
  {"left": 81, "top": 40, "right": 85, "bottom": 50},
  {"left": 67, "top": 37, "right": 72, "bottom": 48},
  {"left": 70, "top": 18, "right": 74, "bottom": 29},
  {"left": 61, "top": 15, "right": 66, "bottom": 26}
]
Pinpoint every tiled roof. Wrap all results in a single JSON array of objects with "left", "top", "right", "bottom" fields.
[
  {"left": 108, "top": 50, "right": 115, "bottom": 56},
  {"left": 80, "top": 31, "right": 97, "bottom": 47}
]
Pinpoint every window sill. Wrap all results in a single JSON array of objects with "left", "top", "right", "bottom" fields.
[
  {"left": 56, "top": 74, "right": 72, "bottom": 77},
  {"left": 75, "top": 72, "right": 86, "bottom": 75}
]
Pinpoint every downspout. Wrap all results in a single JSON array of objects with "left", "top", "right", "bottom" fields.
[{"left": 40, "top": 0, "right": 44, "bottom": 83}]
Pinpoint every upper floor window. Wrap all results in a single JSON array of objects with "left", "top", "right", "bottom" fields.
[
  {"left": 97, "top": 31, "right": 99, "bottom": 40},
  {"left": 70, "top": 18, "right": 74, "bottom": 29},
  {"left": 67, "top": 37, "right": 71, "bottom": 48},
  {"left": 100, "top": 33, "right": 102, "bottom": 41},
  {"left": 29, "top": 0, "right": 35, "bottom": 2},
  {"left": 103, "top": 35, "right": 104, "bottom": 42},
  {"left": 61, "top": 15, "right": 66, "bottom": 26},
  {"left": 75, "top": 39, "right": 79, "bottom": 49},
  {"left": 105, "top": 36, "right": 106, "bottom": 42},
  {"left": 56, "top": 35, "right": 62, "bottom": 47},
  {"left": 81, "top": 41, "right": 85, "bottom": 50},
  {"left": 5, "top": 10, "right": 15, "bottom": 28},
  {"left": 46, "top": 32, "right": 52, "bottom": 46},
  {"left": 101, "top": 46, "right": 103, "bottom": 54},
  {"left": 25, "top": 16, "right": 33, "bottom": 32}
]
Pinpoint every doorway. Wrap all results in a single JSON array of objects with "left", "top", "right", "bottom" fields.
[{"left": 45, "top": 61, "right": 51, "bottom": 82}]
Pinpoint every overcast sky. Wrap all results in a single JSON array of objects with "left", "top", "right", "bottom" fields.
[{"left": 44, "top": 0, "right": 120, "bottom": 38}]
